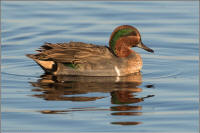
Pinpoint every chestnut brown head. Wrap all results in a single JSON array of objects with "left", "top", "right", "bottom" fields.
[{"left": 109, "top": 25, "right": 154, "bottom": 57}]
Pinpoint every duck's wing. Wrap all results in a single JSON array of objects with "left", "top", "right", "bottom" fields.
[{"left": 28, "top": 42, "right": 113, "bottom": 65}]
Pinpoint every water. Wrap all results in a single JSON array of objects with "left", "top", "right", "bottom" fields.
[{"left": 1, "top": 1, "right": 199, "bottom": 132}]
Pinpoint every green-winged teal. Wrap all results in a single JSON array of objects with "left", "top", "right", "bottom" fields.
[{"left": 27, "top": 25, "right": 154, "bottom": 76}]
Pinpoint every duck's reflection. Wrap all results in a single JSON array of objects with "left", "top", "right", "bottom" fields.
[{"left": 30, "top": 72, "right": 154, "bottom": 126}]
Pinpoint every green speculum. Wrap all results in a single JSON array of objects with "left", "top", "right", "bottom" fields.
[
  {"left": 110, "top": 28, "right": 134, "bottom": 53},
  {"left": 63, "top": 62, "right": 78, "bottom": 69}
]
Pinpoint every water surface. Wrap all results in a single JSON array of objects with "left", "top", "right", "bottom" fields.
[{"left": 1, "top": 1, "right": 199, "bottom": 132}]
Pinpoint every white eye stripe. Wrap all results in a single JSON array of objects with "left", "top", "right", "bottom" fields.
[{"left": 114, "top": 66, "right": 121, "bottom": 76}]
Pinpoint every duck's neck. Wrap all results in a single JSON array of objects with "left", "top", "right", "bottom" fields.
[{"left": 112, "top": 37, "right": 133, "bottom": 57}]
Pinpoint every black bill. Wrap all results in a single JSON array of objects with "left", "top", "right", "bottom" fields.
[{"left": 137, "top": 42, "right": 154, "bottom": 53}]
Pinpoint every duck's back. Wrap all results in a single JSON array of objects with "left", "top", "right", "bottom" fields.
[{"left": 27, "top": 42, "right": 142, "bottom": 76}]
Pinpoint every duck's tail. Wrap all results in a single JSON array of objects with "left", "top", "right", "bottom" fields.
[{"left": 26, "top": 54, "right": 56, "bottom": 72}]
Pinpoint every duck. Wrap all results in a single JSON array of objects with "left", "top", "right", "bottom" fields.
[{"left": 27, "top": 25, "right": 154, "bottom": 76}]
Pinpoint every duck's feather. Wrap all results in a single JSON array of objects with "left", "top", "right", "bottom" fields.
[{"left": 30, "top": 42, "right": 114, "bottom": 64}]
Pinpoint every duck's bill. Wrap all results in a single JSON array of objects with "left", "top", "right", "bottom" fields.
[{"left": 137, "top": 42, "right": 154, "bottom": 53}]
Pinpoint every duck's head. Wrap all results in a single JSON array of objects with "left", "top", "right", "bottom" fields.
[{"left": 109, "top": 25, "right": 154, "bottom": 57}]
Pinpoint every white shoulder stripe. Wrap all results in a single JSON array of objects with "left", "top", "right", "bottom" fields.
[{"left": 114, "top": 66, "right": 121, "bottom": 76}]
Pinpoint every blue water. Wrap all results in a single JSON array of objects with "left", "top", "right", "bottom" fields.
[{"left": 1, "top": 1, "right": 199, "bottom": 132}]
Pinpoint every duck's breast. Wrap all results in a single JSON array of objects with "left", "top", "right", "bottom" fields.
[{"left": 117, "top": 51, "right": 143, "bottom": 75}]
